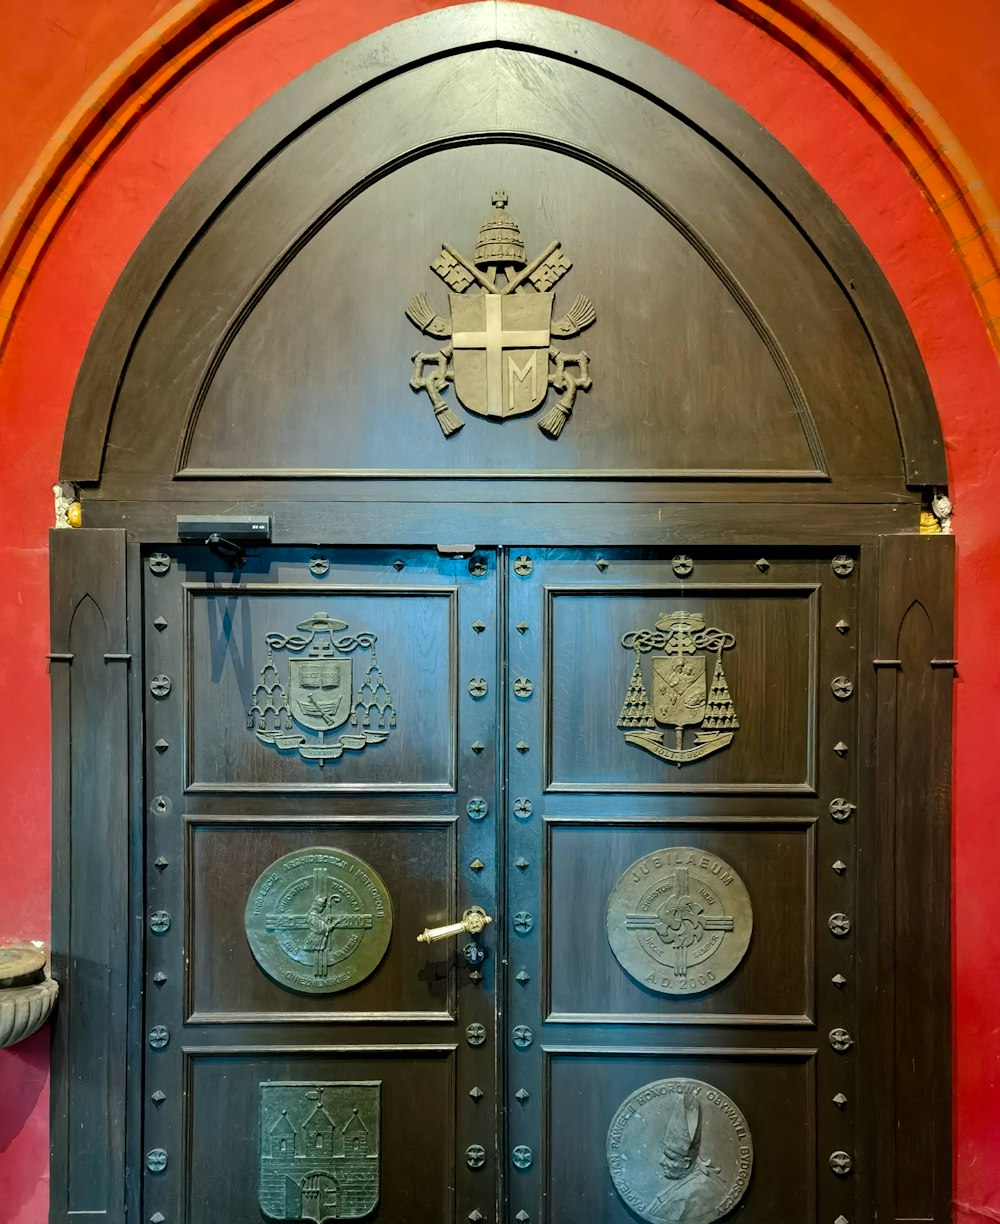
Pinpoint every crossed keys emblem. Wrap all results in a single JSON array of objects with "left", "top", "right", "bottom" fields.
[{"left": 406, "top": 191, "right": 596, "bottom": 438}]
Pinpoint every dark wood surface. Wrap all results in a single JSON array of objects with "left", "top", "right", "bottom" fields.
[{"left": 49, "top": 6, "right": 953, "bottom": 1223}]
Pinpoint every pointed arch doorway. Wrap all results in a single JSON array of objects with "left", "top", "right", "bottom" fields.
[{"left": 50, "top": 6, "right": 953, "bottom": 1222}]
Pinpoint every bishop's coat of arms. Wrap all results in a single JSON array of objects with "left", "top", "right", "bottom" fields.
[
  {"left": 618, "top": 612, "right": 740, "bottom": 766},
  {"left": 406, "top": 191, "right": 596, "bottom": 438},
  {"left": 248, "top": 613, "right": 395, "bottom": 766}
]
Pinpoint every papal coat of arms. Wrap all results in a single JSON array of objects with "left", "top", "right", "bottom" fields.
[
  {"left": 406, "top": 190, "right": 596, "bottom": 438},
  {"left": 259, "top": 1082, "right": 380, "bottom": 1222},
  {"left": 248, "top": 612, "right": 395, "bottom": 766},
  {"left": 618, "top": 612, "right": 739, "bottom": 766}
]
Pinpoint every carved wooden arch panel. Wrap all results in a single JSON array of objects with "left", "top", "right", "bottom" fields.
[{"left": 63, "top": 3, "right": 944, "bottom": 506}]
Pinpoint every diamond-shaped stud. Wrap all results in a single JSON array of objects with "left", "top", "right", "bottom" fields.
[
  {"left": 835, "top": 619, "right": 850, "bottom": 634},
  {"left": 392, "top": 559, "right": 405, "bottom": 572},
  {"left": 516, "top": 621, "right": 529, "bottom": 634},
  {"left": 154, "top": 739, "right": 169, "bottom": 753},
  {"left": 468, "top": 1212, "right": 484, "bottom": 1223},
  {"left": 470, "top": 859, "right": 485, "bottom": 872},
  {"left": 471, "top": 741, "right": 485, "bottom": 754},
  {"left": 152, "top": 971, "right": 167, "bottom": 986},
  {"left": 516, "top": 970, "right": 530, "bottom": 983},
  {"left": 516, "top": 741, "right": 529, "bottom": 753},
  {"left": 469, "top": 970, "right": 483, "bottom": 983},
  {"left": 595, "top": 557, "right": 609, "bottom": 571},
  {"left": 151, "top": 1090, "right": 166, "bottom": 1104},
  {"left": 834, "top": 741, "right": 849, "bottom": 757},
  {"left": 154, "top": 857, "right": 168, "bottom": 870},
  {"left": 516, "top": 1212, "right": 530, "bottom": 1222},
  {"left": 151, "top": 1214, "right": 166, "bottom": 1223},
  {"left": 832, "top": 973, "right": 847, "bottom": 988},
  {"left": 835, "top": 1216, "right": 849, "bottom": 1224},
  {"left": 153, "top": 616, "right": 168, "bottom": 631},
  {"left": 515, "top": 1088, "right": 530, "bottom": 1102},
  {"left": 832, "top": 860, "right": 847, "bottom": 874},
  {"left": 515, "top": 857, "right": 529, "bottom": 870},
  {"left": 755, "top": 557, "right": 770, "bottom": 572},
  {"left": 833, "top": 1093, "right": 848, "bottom": 1108},
  {"left": 471, "top": 620, "right": 486, "bottom": 634},
  {"left": 469, "top": 1086, "right": 484, "bottom": 1101}
]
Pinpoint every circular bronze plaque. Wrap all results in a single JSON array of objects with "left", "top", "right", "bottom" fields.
[
  {"left": 607, "top": 1078, "right": 753, "bottom": 1224},
  {"left": 245, "top": 847, "right": 392, "bottom": 994},
  {"left": 606, "top": 848, "right": 752, "bottom": 995}
]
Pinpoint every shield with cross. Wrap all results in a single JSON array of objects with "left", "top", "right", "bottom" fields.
[{"left": 449, "top": 290, "right": 553, "bottom": 419}]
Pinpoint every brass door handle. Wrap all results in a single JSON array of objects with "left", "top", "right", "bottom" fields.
[{"left": 416, "top": 906, "right": 493, "bottom": 944}]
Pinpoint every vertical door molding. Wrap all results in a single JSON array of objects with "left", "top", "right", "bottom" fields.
[
  {"left": 49, "top": 528, "right": 130, "bottom": 1224},
  {"left": 872, "top": 534, "right": 954, "bottom": 1223}
]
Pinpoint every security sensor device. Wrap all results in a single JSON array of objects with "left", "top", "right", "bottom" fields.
[{"left": 176, "top": 515, "right": 271, "bottom": 541}]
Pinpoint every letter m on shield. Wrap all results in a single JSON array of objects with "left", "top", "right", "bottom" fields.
[{"left": 450, "top": 292, "right": 553, "bottom": 419}]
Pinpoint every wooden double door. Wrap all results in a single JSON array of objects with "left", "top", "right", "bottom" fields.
[{"left": 141, "top": 541, "right": 864, "bottom": 1224}]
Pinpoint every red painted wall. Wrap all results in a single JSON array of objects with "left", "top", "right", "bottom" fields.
[{"left": 1, "top": 3, "right": 998, "bottom": 1221}]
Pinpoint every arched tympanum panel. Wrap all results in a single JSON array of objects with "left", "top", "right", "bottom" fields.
[{"left": 65, "top": 4, "right": 943, "bottom": 507}]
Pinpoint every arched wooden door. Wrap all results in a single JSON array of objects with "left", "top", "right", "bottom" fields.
[{"left": 50, "top": 7, "right": 953, "bottom": 1224}]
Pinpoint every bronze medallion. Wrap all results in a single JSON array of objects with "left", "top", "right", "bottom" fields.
[
  {"left": 606, "top": 848, "right": 752, "bottom": 995},
  {"left": 607, "top": 1078, "right": 753, "bottom": 1224},
  {"left": 245, "top": 848, "right": 392, "bottom": 994}
]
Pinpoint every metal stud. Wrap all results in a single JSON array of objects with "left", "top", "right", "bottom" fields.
[
  {"left": 829, "top": 913, "right": 851, "bottom": 937},
  {"left": 516, "top": 1214, "right": 530, "bottom": 1223},
  {"left": 153, "top": 616, "right": 168, "bottom": 631},
  {"left": 832, "top": 555, "right": 855, "bottom": 577},
  {"left": 468, "top": 1213, "right": 484, "bottom": 1223},
  {"left": 829, "top": 798, "right": 856, "bottom": 821},
  {"left": 833, "top": 1093, "right": 848, "bottom": 1109},
  {"left": 468, "top": 677, "right": 488, "bottom": 698},
  {"left": 835, "top": 1217, "right": 849, "bottom": 1224},
  {"left": 154, "top": 857, "right": 168, "bottom": 871},
  {"left": 512, "top": 1146, "right": 533, "bottom": 1170},
  {"left": 466, "top": 1023, "right": 486, "bottom": 1047},
  {"left": 148, "top": 1025, "right": 170, "bottom": 1050},
  {"left": 831, "top": 676, "right": 854, "bottom": 700},
  {"left": 148, "top": 553, "right": 171, "bottom": 575},
  {"left": 832, "top": 860, "right": 847, "bottom": 874},
  {"left": 154, "top": 739, "right": 170, "bottom": 753},
  {"left": 146, "top": 1149, "right": 168, "bottom": 1173},
  {"left": 515, "top": 1088, "right": 530, "bottom": 1102},
  {"left": 465, "top": 1145, "right": 486, "bottom": 1169},
  {"left": 516, "top": 741, "right": 530, "bottom": 753},
  {"left": 595, "top": 557, "right": 609, "bottom": 571},
  {"left": 516, "top": 621, "right": 529, "bottom": 634},
  {"left": 149, "top": 910, "right": 171, "bottom": 935},
  {"left": 830, "top": 1151, "right": 853, "bottom": 1176},
  {"left": 832, "top": 974, "right": 847, "bottom": 989},
  {"left": 468, "top": 556, "right": 488, "bottom": 577},
  {"left": 513, "top": 555, "right": 533, "bottom": 576},
  {"left": 152, "top": 971, "right": 167, "bottom": 986},
  {"left": 512, "top": 1025, "right": 533, "bottom": 1049},
  {"left": 471, "top": 620, "right": 486, "bottom": 633},
  {"left": 513, "top": 677, "right": 534, "bottom": 698},
  {"left": 469, "top": 970, "right": 483, "bottom": 983},
  {"left": 671, "top": 554, "right": 693, "bottom": 577},
  {"left": 308, "top": 555, "right": 329, "bottom": 576},
  {"left": 470, "top": 859, "right": 485, "bottom": 872},
  {"left": 513, "top": 912, "right": 534, "bottom": 934},
  {"left": 469, "top": 1086, "right": 484, "bottom": 1101},
  {"left": 466, "top": 797, "right": 488, "bottom": 820},
  {"left": 516, "top": 970, "right": 530, "bottom": 984},
  {"left": 150, "top": 1213, "right": 166, "bottom": 1223},
  {"left": 515, "top": 857, "right": 529, "bottom": 870},
  {"left": 392, "top": 559, "right": 405, "bottom": 572},
  {"left": 151, "top": 1090, "right": 166, "bottom": 1104},
  {"left": 471, "top": 741, "right": 486, "bottom": 754},
  {"left": 755, "top": 557, "right": 770, "bottom": 572},
  {"left": 835, "top": 619, "right": 850, "bottom": 634},
  {"left": 513, "top": 797, "right": 533, "bottom": 819},
  {"left": 829, "top": 1028, "right": 854, "bottom": 1052},
  {"left": 833, "top": 741, "right": 849, "bottom": 757}
]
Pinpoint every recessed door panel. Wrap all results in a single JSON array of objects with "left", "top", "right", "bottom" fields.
[
  {"left": 546, "top": 821, "right": 815, "bottom": 1025},
  {"left": 187, "top": 819, "right": 457, "bottom": 1023}
]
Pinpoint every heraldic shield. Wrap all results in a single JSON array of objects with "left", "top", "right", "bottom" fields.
[
  {"left": 618, "top": 611, "right": 740, "bottom": 767},
  {"left": 248, "top": 613, "right": 396, "bottom": 766},
  {"left": 259, "top": 1081, "right": 381, "bottom": 1222},
  {"left": 449, "top": 291, "right": 553, "bottom": 419}
]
